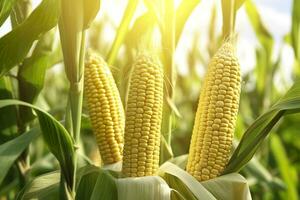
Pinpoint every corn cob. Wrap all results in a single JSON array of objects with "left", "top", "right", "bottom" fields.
[
  {"left": 186, "top": 42, "right": 241, "bottom": 181},
  {"left": 84, "top": 53, "right": 125, "bottom": 165},
  {"left": 122, "top": 53, "right": 163, "bottom": 177}
]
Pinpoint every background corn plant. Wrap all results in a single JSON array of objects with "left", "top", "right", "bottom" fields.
[{"left": 0, "top": 0, "right": 299, "bottom": 199}]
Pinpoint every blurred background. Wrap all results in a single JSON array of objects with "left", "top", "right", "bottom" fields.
[{"left": 1, "top": 0, "right": 299, "bottom": 199}]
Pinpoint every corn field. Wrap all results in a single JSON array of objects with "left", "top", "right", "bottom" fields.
[{"left": 0, "top": 0, "right": 299, "bottom": 199}]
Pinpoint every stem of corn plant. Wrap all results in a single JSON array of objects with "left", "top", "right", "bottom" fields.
[
  {"left": 10, "top": 0, "right": 32, "bottom": 187},
  {"left": 221, "top": 0, "right": 236, "bottom": 39},
  {"left": 161, "top": 0, "right": 175, "bottom": 163},
  {"left": 68, "top": 30, "right": 86, "bottom": 196}
]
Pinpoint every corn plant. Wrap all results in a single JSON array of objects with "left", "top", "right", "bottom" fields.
[{"left": 0, "top": 0, "right": 300, "bottom": 199}]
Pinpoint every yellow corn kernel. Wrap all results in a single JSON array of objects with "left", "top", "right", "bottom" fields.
[
  {"left": 122, "top": 53, "right": 163, "bottom": 177},
  {"left": 84, "top": 53, "right": 125, "bottom": 165},
  {"left": 186, "top": 42, "right": 241, "bottom": 181}
]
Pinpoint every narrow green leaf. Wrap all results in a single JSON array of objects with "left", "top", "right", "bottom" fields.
[
  {"left": 175, "top": 0, "right": 201, "bottom": 45},
  {"left": 16, "top": 171, "right": 60, "bottom": 200},
  {"left": 83, "top": 0, "right": 100, "bottom": 29},
  {"left": 0, "top": 127, "right": 40, "bottom": 185},
  {"left": 221, "top": 0, "right": 246, "bottom": 38},
  {"left": 244, "top": 0, "right": 273, "bottom": 51},
  {"left": 224, "top": 81, "right": 300, "bottom": 174},
  {"left": 76, "top": 168, "right": 100, "bottom": 200},
  {"left": 90, "top": 171, "right": 117, "bottom": 200},
  {"left": 163, "top": 173, "right": 197, "bottom": 200},
  {"left": 18, "top": 30, "right": 56, "bottom": 123},
  {"left": 0, "top": 0, "right": 19, "bottom": 26},
  {"left": 0, "top": 99, "right": 75, "bottom": 189},
  {"left": 0, "top": 0, "right": 60, "bottom": 77},
  {"left": 107, "top": 0, "right": 138, "bottom": 65},
  {"left": 0, "top": 77, "right": 17, "bottom": 134},
  {"left": 245, "top": 157, "right": 285, "bottom": 189},
  {"left": 124, "top": 12, "right": 156, "bottom": 49},
  {"left": 270, "top": 134, "right": 298, "bottom": 200},
  {"left": 291, "top": 0, "right": 300, "bottom": 61}
]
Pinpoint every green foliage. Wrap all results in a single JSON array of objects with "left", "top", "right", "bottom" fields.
[
  {"left": 0, "top": 77, "right": 17, "bottom": 135},
  {"left": 270, "top": 134, "right": 298, "bottom": 200},
  {"left": 0, "top": 0, "right": 60, "bottom": 77},
  {"left": 18, "top": 30, "right": 56, "bottom": 123},
  {"left": 107, "top": 0, "right": 138, "bottom": 65},
  {"left": 0, "top": 127, "right": 40, "bottom": 184},
  {"left": 224, "top": 81, "right": 300, "bottom": 174},
  {"left": 0, "top": 0, "right": 19, "bottom": 26},
  {"left": 0, "top": 100, "right": 75, "bottom": 193}
]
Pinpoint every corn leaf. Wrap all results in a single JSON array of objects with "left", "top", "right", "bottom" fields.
[
  {"left": 124, "top": 12, "right": 156, "bottom": 49},
  {"left": 245, "top": 0, "right": 273, "bottom": 54},
  {"left": 75, "top": 165, "right": 101, "bottom": 200},
  {"left": 18, "top": 165, "right": 100, "bottom": 200},
  {"left": 0, "top": 99, "right": 75, "bottom": 189},
  {"left": 159, "top": 162, "right": 251, "bottom": 200},
  {"left": 221, "top": 0, "right": 246, "bottom": 38},
  {"left": 244, "top": 157, "right": 285, "bottom": 189},
  {"left": 116, "top": 176, "right": 171, "bottom": 200},
  {"left": 83, "top": 0, "right": 100, "bottom": 29},
  {"left": 0, "top": 127, "right": 40, "bottom": 185},
  {"left": 0, "top": 77, "right": 17, "bottom": 135},
  {"left": 224, "top": 80, "right": 300, "bottom": 174},
  {"left": 159, "top": 162, "right": 216, "bottom": 200},
  {"left": 291, "top": 0, "right": 300, "bottom": 61},
  {"left": 143, "top": 0, "right": 164, "bottom": 28},
  {"left": 0, "top": 0, "right": 60, "bottom": 77},
  {"left": 201, "top": 173, "right": 251, "bottom": 200},
  {"left": 90, "top": 171, "right": 118, "bottom": 200},
  {"left": 270, "top": 134, "right": 299, "bottom": 200},
  {"left": 107, "top": 0, "right": 138, "bottom": 65},
  {"left": 16, "top": 171, "right": 60, "bottom": 200},
  {"left": 0, "top": 0, "right": 19, "bottom": 26},
  {"left": 175, "top": 0, "right": 201, "bottom": 45},
  {"left": 18, "top": 30, "right": 56, "bottom": 123},
  {"left": 162, "top": 173, "right": 197, "bottom": 200}
]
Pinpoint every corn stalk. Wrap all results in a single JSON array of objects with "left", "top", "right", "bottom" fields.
[{"left": 161, "top": 0, "right": 175, "bottom": 163}]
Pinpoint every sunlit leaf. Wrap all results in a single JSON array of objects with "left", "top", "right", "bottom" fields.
[
  {"left": 291, "top": 0, "right": 300, "bottom": 61},
  {"left": 224, "top": 81, "right": 300, "bottom": 174},
  {"left": 175, "top": 0, "right": 201, "bottom": 45},
  {"left": 0, "top": 0, "right": 60, "bottom": 77},
  {"left": 107, "top": 0, "right": 138, "bottom": 65},
  {"left": 18, "top": 29, "right": 56, "bottom": 123},
  {"left": 124, "top": 12, "right": 156, "bottom": 49},
  {"left": 244, "top": 0, "right": 273, "bottom": 52},
  {"left": 83, "top": 0, "right": 100, "bottom": 29},
  {"left": 0, "top": 127, "right": 40, "bottom": 185},
  {"left": 0, "top": 0, "right": 19, "bottom": 26}
]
